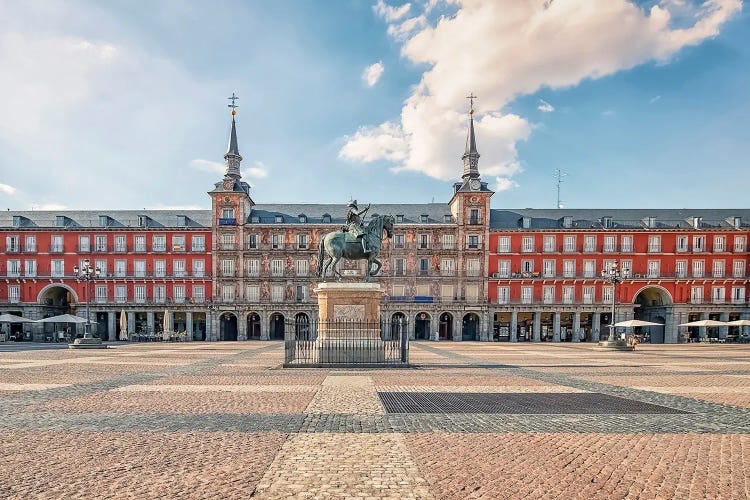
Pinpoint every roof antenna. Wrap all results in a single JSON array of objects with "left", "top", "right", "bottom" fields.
[{"left": 554, "top": 169, "right": 567, "bottom": 209}]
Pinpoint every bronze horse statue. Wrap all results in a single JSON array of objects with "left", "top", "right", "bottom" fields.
[{"left": 317, "top": 214, "right": 394, "bottom": 282}]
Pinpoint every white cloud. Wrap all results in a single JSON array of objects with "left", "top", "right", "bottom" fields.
[
  {"left": 649, "top": 95, "right": 662, "bottom": 103},
  {"left": 190, "top": 158, "right": 225, "bottom": 175},
  {"left": 373, "top": 0, "right": 412, "bottom": 22},
  {"left": 387, "top": 15, "right": 428, "bottom": 40},
  {"left": 29, "top": 203, "right": 68, "bottom": 211},
  {"left": 495, "top": 177, "right": 520, "bottom": 192},
  {"left": 363, "top": 61, "right": 385, "bottom": 87},
  {"left": 243, "top": 161, "right": 269, "bottom": 179},
  {"left": 602, "top": 110, "right": 616, "bottom": 117},
  {"left": 0, "top": 183, "right": 16, "bottom": 195},
  {"left": 342, "top": 0, "right": 741, "bottom": 184},
  {"left": 537, "top": 99, "right": 555, "bottom": 112}
]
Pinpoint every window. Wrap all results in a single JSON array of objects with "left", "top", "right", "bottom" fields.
[
  {"left": 95, "top": 259, "right": 107, "bottom": 276},
  {"left": 51, "top": 235, "right": 64, "bottom": 253},
  {"left": 275, "top": 215, "right": 283, "bottom": 224},
  {"left": 601, "top": 216, "right": 613, "bottom": 228},
  {"left": 521, "top": 236, "right": 534, "bottom": 253},
  {"left": 442, "top": 234, "right": 455, "bottom": 250},
  {"left": 603, "top": 235, "right": 616, "bottom": 253},
  {"left": 692, "top": 235, "right": 705, "bottom": 253},
  {"left": 24, "top": 235, "right": 36, "bottom": 253},
  {"left": 115, "top": 285, "right": 127, "bottom": 303},
  {"left": 543, "top": 235, "right": 556, "bottom": 253},
  {"left": 192, "top": 259, "right": 205, "bottom": 278},
  {"left": 733, "top": 260, "right": 745, "bottom": 278},
  {"left": 114, "top": 235, "right": 126, "bottom": 253},
  {"left": 562, "top": 286, "right": 574, "bottom": 304},
  {"left": 8, "top": 285, "right": 20, "bottom": 303},
  {"left": 542, "top": 260, "right": 555, "bottom": 278},
  {"left": 521, "top": 286, "right": 533, "bottom": 304},
  {"left": 221, "top": 285, "right": 235, "bottom": 302},
  {"left": 94, "top": 235, "right": 106, "bottom": 252},
  {"left": 222, "top": 208, "right": 235, "bottom": 219},
  {"left": 692, "top": 216, "right": 702, "bottom": 229},
  {"left": 297, "top": 234, "right": 308, "bottom": 249},
  {"left": 271, "top": 285, "right": 284, "bottom": 302},
  {"left": 498, "top": 236, "right": 511, "bottom": 253},
  {"left": 393, "top": 234, "right": 405, "bottom": 249},
  {"left": 418, "top": 234, "right": 429, "bottom": 249},
  {"left": 191, "top": 235, "right": 205, "bottom": 252},
  {"left": 193, "top": 285, "right": 205, "bottom": 303},
  {"left": 602, "top": 286, "right": 613, "bottom": 304},
  {"left": 78, "top": 235, "right": 90, "bottom": 252},
  {"left": 134, "top": 235, "right": 146, "bottom": 253},
  {"left": 647, "top": 260, "right": 660, "bottom": 278},
  {"left": 272, "top": 234, "right": 283, "bottom": 249},
  {"left": 134, "top": 285, "right": 146, "bottom": 304},
  {"left": 418, "top": 258, "right": 429, "bottom": 275},
  {"left": 676, "top": 236, "right": 688, "bottom": 253},
  {"left": 322, "top": 214, "right": 331, "bottom": 224},
  {"left": 51, "top": 259, "right": 64, "bottom": 278},
  {"left": 154, "top": 260, "right": 166, "bottom": 278},
  {"left": 734, "top": 236, "right": 746, "bottom": 253},
  {"left": 295, "top": 259, "right": 309, "bottom": 276},
  {"left": 465, "top": 284, "right": 479, "bottom": 303},
  {"left": 468, "top": 209, "right": 480, "bottom": 225},
  {"left": 675, "top": 260, "right": 687, "bottom": 278},
  {"left": 98, "top": 215, "right": 109, "bottom": 227},
  {"left": 295, "top": 285, "right": 308, "bottom": 302},
  {"left": 173, "top": 260, "right": 186, "bottom": 277},
  {"left": 563, "top": 260, "right": 575, "bottom": 278},
  {"left": 732, "top": 287, "right": 745, "bottom": 304},
  {"left": 583, "top": 286, "right": 595, "bottom": 304},
  {"left": 154, "top": 285, "right": 166, "bottom": 303},
  {"left": 497, "top": 286, "right": 510, "bottom": 304},
  {"left": 543, "top": 286, "right": 555, "bottom": 304},
  {"left": 712, "top": 260, "right": 725, "bottom": 278},
  {"left": 714, "top": 236, "right": 726, "bottom": 252},
  {"left": 177, "top": 215, "right": 187, "bottom": 227},
  {"left": 172, "top": 235, "right": 185, "bottom": 252},
  {"left": 392, "top": 284, "right": 406, "bottom": 298},
  {"left": 11, "top": 216, "right": 20, "bottom": 227},
  {"left": 137, "top": 215, "right": 148, "bottom": 227},
  {"left": 246, "top": 285, "right": 260, "bottom": 302},
  {"left": 522, "top": 217, "right": 531, "bottom": 229},
  {"left": 298, "top": 214, "right": 307, "bottom": 223},
  {"left": 692, "top": 260, "right": 704, "bottom": 278},
  {"left": 271, "top": 259, "right": 284, "bottom": 276},
  {"left": 646, "top": 217, "right": 656, "bottom": 228},
  {"left": 152, "top": 235, "right": 166, "bottom": 252},
  {"left": 420, "top": 214, "right": 429, "bottom": 223},
  {"left": 563, "top": 235, "right": 576, "bottom": 253},
  {"left": 440, "top": 258, "right": 454, "bottom": 276},
  {"left": 466, "top": 259, "right": 480, "bottom": 277},
  {"left": 221, "top": 233, "right": 235, "bottom": 250},
  {"left": 246, "top": 259, "right": 260, "bottom": 277},
  {"left": 95, "top": 285, "right": 107, "bottom": 303},
  {"left": 583, "top": 260, "right": 596, "bottom": 278},
  {"left": 173, "top": 285, "right": 186, "bottom": 303},
  {"left": 55, "top": 216, "right": 65, "bottom": 227},
  {"left": 496, "top": 260, "right": 510, "bottom": 278},
  {"left": 648, "top": 235, "right": 661, "bottom": 253},
  {"left": 562, "top": 216, "right": 573, "bottom": 228},
  {"left": 711, "top": 286, "right": 725, "bottom": 304},
  {"left": 521, "top": 260, "right": 534, "bottom": 273},
  {"left": 443, "top": 214, "right": 452, "bottom": 223},
  {"left": 7, "top": 260, "right": 20, "bottom": 277},
  {"left": 134, "top": 260, "right": 146, "bottom": 278},
  {"left": 24, "top": 259, "right": 36, "bottom": 277},
  {"left": 395, "top": 258, "right": 406, "bottom": 276},
  {"left": 220, "top": 259, "right": 235, "bottom": 277},
  {"left": 396, "top": 214, "right": 404, "bottom": 224},
  {"left": 467, "top": 235, "right": 480, "bottom": 249},
  {"left": 620, "top": 235, "right": 633, "bottom": 253},
  {"left": 583, "top": 235, "right": 596, "bottom": 253},
  {"left": 441, "top": 284, "right": 455, "bottom": 301}
]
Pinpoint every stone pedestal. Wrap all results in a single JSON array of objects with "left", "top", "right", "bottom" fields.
[{"left": 313, "top": 282, "right": 385, "bottom": 363}]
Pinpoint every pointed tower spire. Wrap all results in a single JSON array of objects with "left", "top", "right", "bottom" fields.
[
  {"left": 462, "top": 93, "right": 480, "bottom": 181},
  {"left": 224, "top": 92, "right": 242, "bottom": 180}
]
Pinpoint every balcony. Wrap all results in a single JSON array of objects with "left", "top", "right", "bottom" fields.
[
  {"left": 172, "top": 245, "right": 186, "bottom": 253},
  {"left": 5, "top": 246, "right": 20, "bottom": 254},
  {"left": 23, "top": 246, "right": 37, "bottom": 254},
  {"left": 218, "top": 218, "right": 236, "bottom": 226},
  {"left": 49, "top": 245, "right": 65, "bottom": 253},
  {"left": 113, "top": 245, "right": 128, "bottom": 254},
  {"left": 190, "top": 246, "right": 206, "bottom": 253},
  {"left": 466, "top": 243, "right": 483, "bottom": 251},
  {"left": 133, "top": 246, "right": 147, "bottom": 254},
  {"left": 732, "top": 297, "right": 747, "bottom": 305},
  {"left": 93, "top": 245, "right": 109, "bottom": 253},
  {"left": 468, "top": 218, "right": 481, "bottom": 225},
  {"left": 152, "top": 246, "right": 167, "bottom": 253}
]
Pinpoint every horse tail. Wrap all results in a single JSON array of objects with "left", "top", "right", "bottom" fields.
[{"left": 317, "top": 236, "right": 325, "bottom": 277}]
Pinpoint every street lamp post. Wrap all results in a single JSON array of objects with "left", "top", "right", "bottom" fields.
[
  {"left": 70, "top": 259, "right": 105, "bottom": 348},
  {"left": 600, "top": 260, "right": 629, "bottom": 343}
]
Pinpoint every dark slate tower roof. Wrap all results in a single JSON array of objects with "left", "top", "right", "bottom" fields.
[{"left": 461, "top": 102, "right": 480, "bottom": 181}]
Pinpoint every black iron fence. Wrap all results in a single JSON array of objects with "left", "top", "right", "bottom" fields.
[{"left": 284, "top": 319, "right": 409, "bottom": 367}]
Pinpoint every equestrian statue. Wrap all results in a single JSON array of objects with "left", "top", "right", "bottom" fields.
[{"left": 317, "top": 200, "right": 394, "bottom": 282}]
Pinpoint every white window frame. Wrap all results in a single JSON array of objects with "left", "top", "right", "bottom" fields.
[
  {"left": 583, "top": 235, "right": 596, "bottom": 253},
  {"left": 620, "top": 235, "right": 633, "bottom": 253},
  {"left": 498, "top": 236, "right": 511, "bottom": 253},
  {"left": 521, "top": 236, "right": 534, "bottom": 253},
  {"left": 543, "top": 235, "right": 556, "bottom": 253},
  {"left": 497, "top": 286, "right": 510, "bottom": 305}
]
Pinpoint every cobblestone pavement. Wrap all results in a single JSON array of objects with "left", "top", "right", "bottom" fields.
[{"left": 1, "top": 341, "right": 749, "bottom": 499}]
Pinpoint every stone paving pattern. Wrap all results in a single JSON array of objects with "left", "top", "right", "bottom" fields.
[{"left": 0, "top": 341, "right": 748, "bottom": 498}]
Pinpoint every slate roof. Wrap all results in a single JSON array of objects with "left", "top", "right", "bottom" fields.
[
  {"left": 248, "top": 203, "right": 454, "bottom": 224},
  {"left": 490, "top": 209, "right": 750, "bottom": 230}
]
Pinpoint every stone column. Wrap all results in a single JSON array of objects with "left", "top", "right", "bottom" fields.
[
  {"left": 510, "top": 311, "right": 518, "bottom": 343},
  {"left": 260, "top": 311, "right": 270, "bottom": 341},
  {"left": 553, "top": 312, "right": 561, "bottom": 342},
  {"left": 107, "top": 312, "right": 116, "bottom": 341},
  {"left": 186, "top": 312, "right": 193, "bottom": 341},
  {"left": 699, "top": 312, "right": 707, "bottom": 341},
  {"left": 719, "top": 312, "right": 729, "bottom": 340},
  {"left": 238, "top": 312, "right": 247, "bottom": 341},
  {"left": 128, "top": 311, "right": 136, "bottom": 336},
  {"left": 664, "top": 309, "right": 677, "bottom": 344},
  {"left": 479, "top": 314, "right": 490, "bottom": 342},
  {"left": 533, "top": 312, "right": 541, "bottom": 342},
  {"left": 592, "top": 313, "right": 601, "bottom": 342},
  {"left": 573, "top": 312, "right": 581, "bottom": 342},
  {"left": 146, "top": 311, "right": 154, "bottom": 335}
]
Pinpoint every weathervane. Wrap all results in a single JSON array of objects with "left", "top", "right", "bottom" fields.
[
  {"left": 228, "top": 92, "right": 239, "bottom": 115},
  {"left": 466, "top": 92, "right": 477, "bottom": 115}
]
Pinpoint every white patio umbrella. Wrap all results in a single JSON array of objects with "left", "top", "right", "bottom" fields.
[
  {"left": 614, "top": 319, "right": 664, "bottom": 328},
  {"left": 163, "top": 309, "right": 170, "bottom": 340},
  {"left": 0, "top": 313, "right": 35, "bottom": 323},
  {"left": 119, "top": 310, "right": 128, "bottom": 341},
  {"left": 678, "top": 320, "right": 727, "bottom": 327},
  {"left": 727, "top": 319, "right": 750, "bottom": 326},
  {"left": 36, "top": 314, "right": 88, "bottom": 324}
]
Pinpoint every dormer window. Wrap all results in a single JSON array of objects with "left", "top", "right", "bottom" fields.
[
  {"left": 562, "top": 216, "right": 573, "bottom": 228},
  {"left": 137, "top": 215, "right": 149, "bottom": 228},
  {"left": 733, "top": 216, "right": 742, "bottom": 229},
  {"left": 522, "top": 217, "right": 531, "bottom": 229},
  {"left": 443, "top": 214, "right": 452, "bottom": 223},
  {"left": 177, "top": 215, "right": 187, "bottom": 227},
  {"left": 601, "top": 216, "right": 612, "bottom": 228},
  {"left": 420, "top": 215, "right": 429, "bottom": 223},
  {"left": 322, "top": 214, "right": 331, "bottom": 223},
  {"left": 275, "top": 215, "right": 283, "bottom": 223},
  {"left": 298, "top": 214, "right": 307, "bottom": 223},
  {"left": 251, "top": 216, "right": 260, "bottom": 223},
  {"left": 647, "top": 217, "right": 656, "bottom": 228},
  {"left": 396, "top": 214, "right": 404, "bottom": 224},
  {"left": 692, "top": 216, "right": 702, "bottom": 229},
  {"left": 12, "top": 216, "right": 21, "bottom": 227},
  {"left": 98, "top": 215, "right": 109, "bottom": 227},
  {"left": 55, "top": 216, "right": 66, "bottom": 227}
]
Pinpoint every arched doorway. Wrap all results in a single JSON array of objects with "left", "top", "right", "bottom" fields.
[
  {"left": 220, "top": 313, "right": 238, "bottom": 341},
  {"left": 247, "top": 313, "right": 261, "bottom": 340},
  {"left": 270, "top": 313, "right": 285, "bottom": 340},
  {"left": 439, "top": 312, "right": 453, "bottom": 341},
  {"left": 294, "top": 312, "right": 311, "bottom": 340},
  {"left": 390, "top": 312, "right": 406, "bottom": 340},
  {"left": 415, "top": 312, "right": 431, "bottom": 340},
  {"left": 37, "top": 285, "right": 77, "bottom": 339},
  {"left": 462, "top": 313, "right": 479, "bottom": 341},
  {"left": 633, "top": 286, "right": 672, "bottom": 344}
]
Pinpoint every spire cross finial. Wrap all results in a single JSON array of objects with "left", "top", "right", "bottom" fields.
[
  {"left": 227, "top": 92, "right": 239, "bottom": 111},
  {"left": 466, "top": 93, "right": 477, "bottom": 113}
]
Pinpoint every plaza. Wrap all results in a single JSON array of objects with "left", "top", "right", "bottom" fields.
[{"left": 1, "top": 341, "right": 748, "bottom": 499}]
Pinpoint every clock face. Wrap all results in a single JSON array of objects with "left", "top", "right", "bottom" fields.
[{"left": 470, "top": 180, "right": 481, "bottom": 190}]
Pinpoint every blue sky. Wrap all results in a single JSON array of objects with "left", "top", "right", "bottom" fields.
[{"left": 0, "top": 0, "right": 746, "bottom": 211}]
